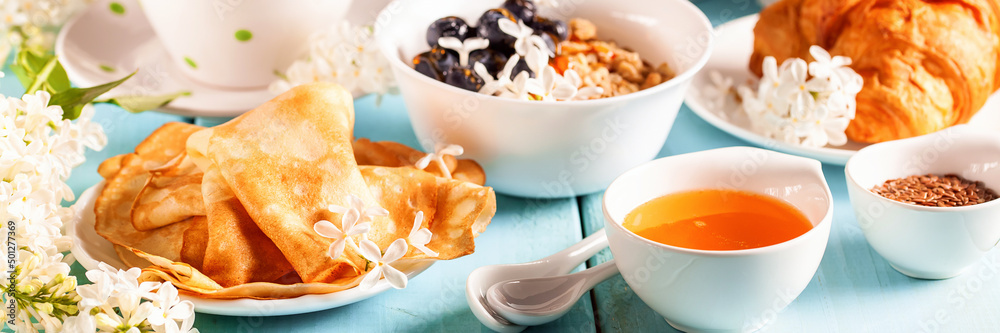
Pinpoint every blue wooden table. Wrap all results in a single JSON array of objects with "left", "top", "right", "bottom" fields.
[{"left": 6, "top": 0, "right": 1000, "bottom": 332}]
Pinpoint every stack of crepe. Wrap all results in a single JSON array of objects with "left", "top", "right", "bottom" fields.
[{"left": 94, "top": 83, "right": 496, "bottom": 299}]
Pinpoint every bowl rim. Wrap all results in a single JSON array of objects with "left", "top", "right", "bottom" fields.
[
  {"left": 844, "top": 125, "right": 1000, "bottom": 213},
  {"left": 601, "top": 147, "right": 835, "bottom": 257},
  {"left": 374, "top": 0, "right": 714, "bottom": 107}
]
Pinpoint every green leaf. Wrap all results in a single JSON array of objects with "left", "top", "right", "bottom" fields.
[
  {"left": 96, "top": 91, "right": 190, "bottom": 113},
  {"left": 9, "top": 48, "right": 72, "bottom": 95},
  {"left": 10, "top": 49, "right": 51, "bottom": 89},
  {"left": 24, "top": 57, "right": 59, "bottom": 94},
  {"left": 46, "top": 61, "right": 72, "bottom": 92},
  {"left": 49, "top": 72, "right": 135, "bottom": 120}
]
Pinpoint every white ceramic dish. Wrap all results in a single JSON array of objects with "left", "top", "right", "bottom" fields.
[
  {"left": 376, "top": 0, "right": 713, "bottom": 198},
  {"left": 845, "top": 125, "right": 1000, "bottom": 280},
  {"left": 55, "top": 0, "right": 377, "bottom": 117},
  {"left": 684, "top": 14, "right": 1000, "bottom": 165},
  {"left": 68, "top": 183, "right": 434, "bottom": 316},
  {"left": 603, "top": 147, "right": 833, "bottom": 333}
]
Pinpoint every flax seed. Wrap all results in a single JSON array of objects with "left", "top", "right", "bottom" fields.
[{"left": 870, "top": 174, "right": 997, "bottom": 207}]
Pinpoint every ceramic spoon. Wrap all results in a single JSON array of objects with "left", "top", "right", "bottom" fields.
[
  {"left": 487, "top": 259, "right": 620, "bottom": 326},
  {"left": 466, "top": 229, "right": 609, "bottom": 333}
]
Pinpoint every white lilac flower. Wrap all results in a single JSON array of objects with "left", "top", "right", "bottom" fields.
[
  {"left": 437, "top": 37, "right": 489, "bottom": 67},
  {"left": 147, "top": 282, "right": 196, "bottom": 333},
  {"left": 407, "top": 211, "right": 438, "bottom": 257},
  {"left": 703, "top": 70, "right": 734, "bottom": 111},
  {"left": 93, "top": 300, "right": 153, "bottom": 333},
  {"left": 529, "top": 66, "right": 581, "bottom": 101},
  {"left": 559, "top": 69, "right": 604, "bottom": 100},
  {"left": 474, "top": 62, "right": 511, "bottom": 96},
  {"left": 416, "top": 143, "right": 464, "bottom": 179},
  {"left": 1, "top": 0, "right": 29, "bottom": 30},
  {"left": 808, "top": 45, "right": 851, "bottom": 81},
  {"left": 4, "top": 250, "right": 80, "bottom": 333},
  {"left": 314, "top": 216, "right": 368, "bottom": 261},
  {"left": 498, "top": 18, "right": 547, "bottom": 57},
  {"left": 329, "top": 194, "right": 389, "bottom": 225},
  {"left": 358, "top": 238, "right": 408, "bottom": 290},
  {"left": 500, "top": 71, "right": 540, "bottom": 100},
  {"left": 77, "top": 269, "right": 115, "bottom": 310},
  {"left": 271, "top": 22, "right": 395, "bottom": 96},
  {"left": 62, "top": 313, "right": 97, "bottom": 333},
  {"left": 735, "top": 46, "right": 860, "bottom": 148},
  {"left": 800, "top": 105, "right": 851, "bottom": 147},
  {"left": 316, "top": 194, "right": 383, "bottom": 260},
  {"left": 774, "top": 58, "right": 818, "bottom": 118},
  {"left": 759, "top": 56, "right": 780, "bottom": 98},
  {"left": 523, "top": 42, "right": 548, "bottom": 75}
]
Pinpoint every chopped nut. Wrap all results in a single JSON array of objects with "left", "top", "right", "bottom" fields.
[
  {"left": 569, "top": 18, "right": 597, "bottom": 41},
  {"left": 555, "top": 17, "right": 675, "bottom": 98},
  {"left": 561, "top": 41, "right": 591, "bottom": 54},
  {"left": 642, "top": 72, "right": 663, "bottom": 90},
  {"left": 656, "top": 63, "right": 675, "bottom": 79},
  {"left": 616, "top": 61, "right": 644, "bottom": 83}
]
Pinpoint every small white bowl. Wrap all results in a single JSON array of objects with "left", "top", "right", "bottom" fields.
[
  {"left": 845, "top": 125, "right": 1000, "bottom": 279},
  {"left": 375, "top": 0, "right": 713, "bottom": 198},
  {"left": 604, "top": 147, "right": 833, "bottom": 333}
]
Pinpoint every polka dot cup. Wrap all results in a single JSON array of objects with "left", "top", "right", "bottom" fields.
[{"left": 139, "top": 0, "right": 353, "bottom": 89}]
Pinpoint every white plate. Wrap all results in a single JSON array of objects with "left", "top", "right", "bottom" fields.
[
  {"left": 55, "top": 0, "right": 376, "bottom": 118},
  {"left": 684, "top": 14, "right": 1000, "bottom": 165},
  {"left": 68, "top": 182, "right": 434, "bottom": 316}
]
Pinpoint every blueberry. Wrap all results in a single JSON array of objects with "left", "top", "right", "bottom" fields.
[
  {"left": 413, "top": 53, "right": 441, "bottom": 80},
  {"left": 477, "top": 8, "right": 518, "bottom": 54},
  {"left": 502, "top": 0, "right": 537, "bottom": 23},
  {"left": 426, "top": 16, "right": 471, "bottom": 47},
  {"left": 411, "top": 46, "right": 457, "bottom": 81},
  {"left": 429, "top": 45, "right": 458, "bottom": 69},
  {"left": 536, "top": 32, "right": 558, "bottom": 55},
  {"left": 443, "top": 65, "right": 485, "bottom": 92},
  {"left": 532, "top": 16, "right": 568, "bottom": 41},
  {"left": 469, "top": 49, "right": 509, "bottom": 77},
  {"left": 508, "top": 57, "right": 534, "bottom": 80}
]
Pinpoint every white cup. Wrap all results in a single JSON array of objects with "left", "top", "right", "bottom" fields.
[
  {"left": 603, "top": 147, "right": 833, "bottom": 333},
  {"left": 139, "top": 0, "right": 353, "bottom": 89},
  {"left": 845, "top": 125, "right": 1000, "bottom": 279}
]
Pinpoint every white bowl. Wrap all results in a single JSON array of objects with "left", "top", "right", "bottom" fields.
[
  {"left": 845, "top": 125, "right": 1000, "bottom": 279},
  {"left": 603, "top": 147, "right": 833, "bottom": 333},
  {"left": 375, "top": 0, "right": 713, "bottom": 198}
]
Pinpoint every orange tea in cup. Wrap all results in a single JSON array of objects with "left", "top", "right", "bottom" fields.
[{"left": 623, "top": 189, "right": 813, "bottom": 251}]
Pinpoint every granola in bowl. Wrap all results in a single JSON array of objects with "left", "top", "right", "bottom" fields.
[
  {"left": 411, "top": 0, "right": 675, "bottom": 101},
  {"left": 553, "top": 18, "right": 676, "bottom": 99}
]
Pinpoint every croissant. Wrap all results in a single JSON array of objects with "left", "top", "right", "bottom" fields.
[{"left": 750, "top": 0, "right": 1000, "bottom": 143}]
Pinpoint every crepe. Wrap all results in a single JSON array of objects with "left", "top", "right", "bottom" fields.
[
  {"left": 131, "top": 153, "right": 205, "bottom": 231},
  {"left": 353, "top": 138, "right": 487, "bottom": 186},
  {"left": 94, "top": 122, "right": 205, "bottom": 262},
  {"left": 94, "top": 83, "right": 495, "bottom": 299},
  {"left": 133, "top": 165, "right": 495, "bottom": 298}
]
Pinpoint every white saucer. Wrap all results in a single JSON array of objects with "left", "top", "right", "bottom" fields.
[
  {"left": 69, "top": 182, "right": 434, "bottom": 316},
  {"left": 55, "top": 0, "right": 381, "bottom": 118},
  {"left": 684, "top": 15, "right": 1000, "bottom": 165}
]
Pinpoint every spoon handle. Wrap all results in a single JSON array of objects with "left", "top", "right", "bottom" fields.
[
  {"left": 538, "top": 229, "right": 609, "bottom": 274},
  {"left": 580, "top": 259, "right": 620, "bottom": 292}
]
